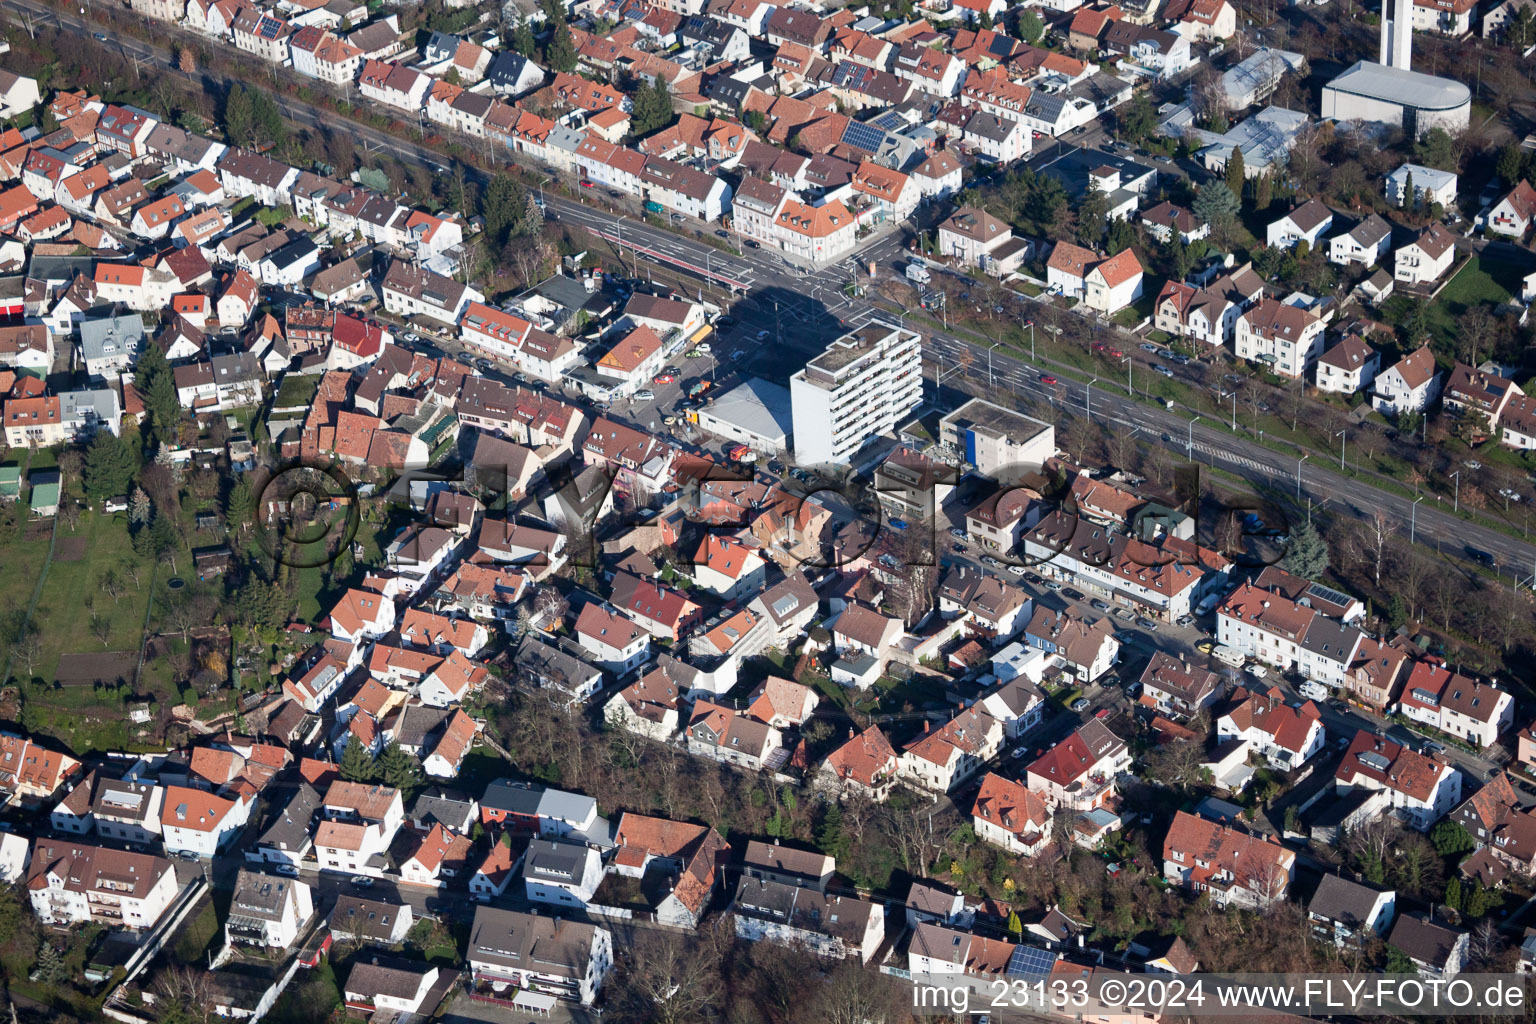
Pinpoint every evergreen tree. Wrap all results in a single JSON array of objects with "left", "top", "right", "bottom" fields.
[
  {"left": 977, "top": 9, "right": 992, "bottom": 28},
  {"left": 1192, "top": 181, "right": 1240, "bottom": 234},
  {"left": 1431, "top": 820, "right": 1474, "bottom": 856},
  {"left": 1254, "top": 172, "right": 1274, "bottom": 213},
  {"left": 339, "top": 738, "right": 379, "bottom": 782},
  {"left": 1278, "top": 520, "right": 1329, "bottom": 579},
  {"left": 1225, "top": 146, "right": 1246, "bottom": 199},
  {"left": 1465, "top": 883, "right": 1495, "bottom": 918},
  {"left": 1402, "top": 169, "right": 1416, "bottom": 213},
  {"left": 1007, "top": 910, "right": 1022, "bottom": 938},
  {"left": 1016, "top": 8, "right": 1043, "bottom": 43},
  {"left": 512, "top": 15, "right": 537, "bottom": 56},
  {"left": 84, "top": 432, "right": 136, "bottom": 506},
  {"left": 1169, "top": 232, "right": 1195, "bottom": 282},
  {"left": 135, "top": 344, "right": 181, "bottom": 447},
  {"left": 1444, "top": 876, "right": 1463, "bottom": 912},
  {"left": 545, "top": 20, "right": 578, "bottom": 73},
  {"left": 33, "top": 942, "right": 66, "bottom": 983},
  {"left": 816, "top": 803, "right": 848, "bottom": 860},
  {"left": 226, "top": 477, "right": 254, "bottom": 530},
  {"left": 376, "top": 742, "right": 423, "bottom": 792},
  {"left": 224, "top": 84, "right": 255, "bottom": 146},
  {"left": 481, "top": 172, "right": 534, "bottom": 247}
]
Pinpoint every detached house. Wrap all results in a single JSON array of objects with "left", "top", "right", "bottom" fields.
[
  {"left": 1162, "top": 810, "right": 1294, "bottom": 908},
  {"left": 937, "top": 206, "right": 1029, "bottom": 275},
  {"left": 1328, "top": 214, "right": 1393, "bottom": 267},
  {"left": 1395, "top": 223, "right": 1457, "bottom": 285},
  {"left": 817, "top": 725, "right": 899, "bottom": 803},
  {"left": 898, "top": 706, "right": 1005, "bottom": 794},
  {"left": 573, "top": 603, "right": 650, "bottom": 677},
  {"left": 1216, "top": 686, "right": 1326, "bottom": 768},
  {"left": 1026, "top": 721, "right": 1130, "bottom": 812},
  {"left": 1046, "top": 243, "right": 1144, "bottom": 314},
  {"left": 1315, "top": 335, "right": 1380, "bottom": 395},
  {"left": 972, "top": 771, "right": 1052, "bottom": 856},
  {"left": 468, "top": 907, "right": 613, "bottom": 1006},
  {"left": 1372, "top": 344, "right": 1442, "bottom": 417},
  {"left": 1139, "top": 650, "right": 1223, "bottom": 716},
  {"left": 1266, "top": 198, "right": 1333, "bottom": 250},
  {"left": 1486, "top": 180, "right": 1536, "bottom": 239}
]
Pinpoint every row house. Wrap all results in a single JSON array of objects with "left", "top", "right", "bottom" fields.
[
  {"left": 734, "top": 877, "right": 885, "bottom": 964},
  {"left": 232, "top": 9, "right": 295, "bottom": 65},
  {"left": 1217, "top": 582, "right": 1361, "bottom": 686},
  {"left": 1023, "top": 605, "right": 1120, "bottom": 682},
  {"left": 96, "top": 103, "right": 158, "bottom": 158},
  {"left": 1443, "top": 362, "right": 1526, "bottom": 436},
  {"left": 219, "top": 149, "right": 300, "bottom": 208},
  {"left": 1022, "top": 512, "right": 1218, "bottom": 622},
  {"left": 317, "top": 780, "right": 405, "bottom": 875},
  {"left": 1394, "top": 660, "right": 1513, "bottom": 748},
  {"left": 359, "top": 60, "right": 433, "bottom": 111}
]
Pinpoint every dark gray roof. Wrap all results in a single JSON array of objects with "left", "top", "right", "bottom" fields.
[
  {"left": 1389, "top": 914, "right": 1464, "bottom": 967},
  {"left": 330, "top": 894, "right": 409, "bottom": 941},
  {"left": 230, "top": 868, "right": 302, "bottom": 921},
  {"left": 257, "top": 783, "right": 320, "bottom": 852},
  {"left": 524, "top": 837, "right": 591, "bottom": 883},
  {"left": 481, "top": 777, "right": 545, "bottom": 816},
  {"left": 1309, "top": 874, "right": 1390, "bottom": 929},
  {"left": 410, "top": 787, "right": 477, "bottom": 831}
]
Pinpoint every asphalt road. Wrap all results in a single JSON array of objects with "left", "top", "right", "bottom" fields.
[{"left": 13, "top": 0, "right": 1536, "bottom": 581}]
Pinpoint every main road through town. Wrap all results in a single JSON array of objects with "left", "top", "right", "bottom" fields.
[{"left": 9, "top": 0, "right": 1536, "bottom": 581}]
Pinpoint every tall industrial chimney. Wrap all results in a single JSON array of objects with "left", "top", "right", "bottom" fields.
[{"left": 1379, "top": 0, "right": 1413, "bottom": 70}]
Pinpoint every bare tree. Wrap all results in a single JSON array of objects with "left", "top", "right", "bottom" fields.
[
  {"left": 812, "top": 961, "right": 908, "bottom": 1024},
  {"left": 610, "top": 925, "right": 726, "bottom": 1024},
  {"left": 1366, "top": 510, "right": 1394, "bottom": 588},
  {"left": 1467, "top": 919, "right": 1506, "bottom": 969},
  {"left": 90, "top": 614, "right": 111, "bottom": 647}
]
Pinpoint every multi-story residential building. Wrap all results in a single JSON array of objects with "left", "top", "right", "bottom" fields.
[
  {"left": 1216, "top": 687, "right": 1327, "bottom": 768},
  {"left": 226, "top": 869, "right": 314, "bottom": 948},
  {"left": 1372, "top": 344, "right": 1442, "bottom": 416},
  {"left": 523, "top": 838, "right": 605, "bottom": 909},
  {"left": 733, "top": 877, "right": 885, "bottom": 962},
  {"left": 381, "top": 261, "right": 482, "bottom": 325},
  {"left": 27, "top": 839, "right": 179, "bottom": 929},
  {"left": 232, "top": 9, "right": 295, "bottom": 65},
  {"left": 160, "top": 785, "right": 249, "bottom": 858},
  {"left": 1386, "top": 163, "right": 1457, "bottom": 208},
  {"left": 468, "top": 907, "right": 613, "bottom": 1005},
  {"left": 1026, "top": 721, "right": 1130, "bottom": 812},
  {"left": 1394, "top": 661, "right": 1513, "bottom": 748},
  {"left": 687, "top": 701, "right": 784, "bottom": 770},
  {"left": 316, "top": 781, "right": 405, "bottom": 875},
  {"left": 972, "top": 771, "right": 1052, "bottom": 856},
  {"left": 898, "top": 707, "right": 1005, "bottom": 794},
  {"left": 572, "top": 603, "right": 650, "bottom": 676},
  {"left": 790, "top": 325, "right": 923, "bottom": 465},
  {"left": 1217, "top": 582, "right": 1364, "bottom": 686},
  {"left": 1234, "top": 299, "right": 1326, "bottom": 379},
  {"left": 1152, "top": 263, "right": 1265, "bottom": 347},
  {"left": 1162, "top": 811, "right": 1294, "bottom": 908},
  {"left": 1335, "top": 730, "right": 1461, "bottom": 830},
  {"left": 1394, "top": 222, "right": 1458, "bottom": 284},
  {"left": 1315, "top": 335, "right": 1381, "bottom": 395}
]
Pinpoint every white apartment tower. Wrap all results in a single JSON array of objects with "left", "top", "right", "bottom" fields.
[
  {"left": 1380, "top": 0, "right": 1412, "bottom": 70},
  {"left": 791, "top": 325, "right": 923, "bottom": 465}
]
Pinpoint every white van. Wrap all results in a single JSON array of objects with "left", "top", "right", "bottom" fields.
[{"left": 906, "top": 263, "right": 931, "bottom": 284}]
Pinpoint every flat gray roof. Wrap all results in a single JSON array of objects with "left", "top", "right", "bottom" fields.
[{"left": 1325, "top": 61, "right": 1471, "bottom": 112}]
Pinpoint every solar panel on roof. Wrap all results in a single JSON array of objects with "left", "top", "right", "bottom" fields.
[
  {"left": 842, "top": 120, "right": 886, "bottom": 153},
  {"left": 987, "top": 35, "right": 1014, "bottom": 57},
  {"left": 1357, "top": 750, "right": 1390, "bottom": 772},
  {"left": 1305, "top": 582, "right": 1353, "bottom": 608},
  {"left": 870, "top": 110, "right": 904, "bottom": 131},
  {"left": 1006, "top": 944, "right": 1059, "bottom": 977}
]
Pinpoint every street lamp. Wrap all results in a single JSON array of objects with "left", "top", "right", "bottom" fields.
[
  {"left": 1296, "top": 453, "right": 1309, "bottom": 498},
  {"left": 988, "top": 340, "right": 1001, "bottom": 387},
  {"left": 1186, "top": 414, "right": 1199, "bottom": 456},
  {"left": 1022, "top": 319, "right": 1035, "bottom": 362},
  {"left": 1334, "top": 429, "right": 1346, "bottom": 471},
  {"left": 1452, "top": 469, "right": 1461, "bottom": 513},
  {"left": 1120, "top": 355, "right": 1132, "bottom": 397},
  {"left": 1218, "top": 388, "right": 1237, "bottom": 430},
  {"left": 1085, "top": 378, "right": 1097, "bottom": 419},
  {"left": 537, "top": 175, "right": 550, "bottom": 208},
  {"left": 1410, "top": 494, "right": 1423, "bottom": 544}
]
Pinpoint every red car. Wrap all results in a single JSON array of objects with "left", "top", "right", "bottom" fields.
[
  {"left": 1040, "top": 374, "right": 1057, "bottom": 385},
  {"left": 1095, "top": 708, "right": 1110, "bottom": 719},
  {"left": 1108, "top": 348, "right": 1123, "bottom": 358},
  {"left": 1091, "top": 342, "right": 1106, "bottom": 352},
  {"left": 653, "top": 374, "right": 676, "bottom": 384}
]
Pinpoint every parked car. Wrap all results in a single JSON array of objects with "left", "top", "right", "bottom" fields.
[
  {"left": 1071, "top": 698, "right": 1090, "bottom": 711},
  {"left": 1136, "top": 616, "right": 1158, "bottom": 629},
  {"left": 633, "top": 390, "right": 656, "bottom": 402},
  {"left": 351, "top": 876, "right": 374, "bottom": 888},
  {"left": 1044, "top": 581, "right": 1063, "bottom": 591},
  {"left": 755, "top": 330, "right": 771, "bottom": 341},
  {"left": 1008, "top": 564, "right": 1027, "bottom": 576},
  {"left": 949, "top": 528, "right": 967, "bottom": 539},
  {"left": 1091, "top": 599, "right": 1109, "bottom": 611}
]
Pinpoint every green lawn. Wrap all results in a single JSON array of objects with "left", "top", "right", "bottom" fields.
[
  {"left": 1423, "top": 254, "right": 1524, "bottom": 344},
  {"left": 32, "top": 512, "right": 153, "bottom": 682}
]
